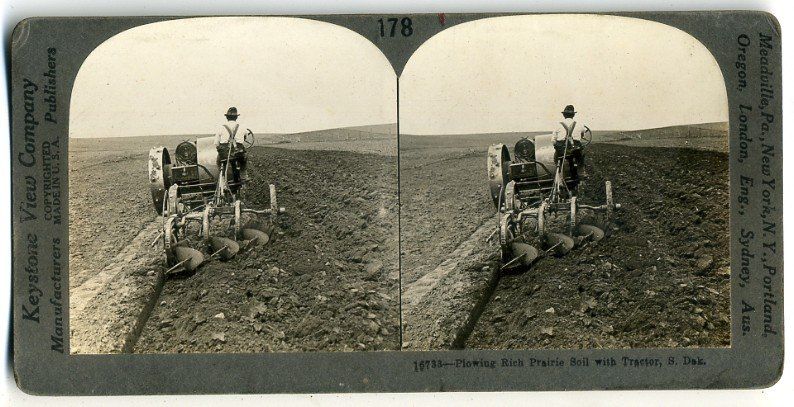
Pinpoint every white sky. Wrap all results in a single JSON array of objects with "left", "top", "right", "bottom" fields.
[
  {"left": 70, "top": 17, "right": 397, "bottom": 138},
  {"left": 400, "top": 14, "right": 729, "bottom": 134}
]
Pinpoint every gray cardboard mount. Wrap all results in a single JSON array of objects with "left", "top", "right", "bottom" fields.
[{"left": 10, "top": 12, "right": 783, "bottom": 394}]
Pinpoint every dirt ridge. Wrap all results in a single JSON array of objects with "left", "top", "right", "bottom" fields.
[
  {"left": 401, "top": 218, "right": 499, "bottom": 350},
  {"left": 70, "top": 218, "right": 163, "bottom": 354}
]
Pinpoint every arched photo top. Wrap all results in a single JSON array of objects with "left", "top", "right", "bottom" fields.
[
  {"left": 67, "top": 16, "right": 402, "bottom": 355},
  {"left": 400, "top": 14, "right": 728, "bottom": 135},
  {"left": 70, "top": 17, "right": 396, "bottom": 138}
]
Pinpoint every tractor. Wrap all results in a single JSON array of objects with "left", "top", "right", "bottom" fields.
[
  {"left": 148, "top": 132, "right": 285, "bottom": 273},
  {"left": 487, "top": 128, "right": 620, "bottom": 270}
]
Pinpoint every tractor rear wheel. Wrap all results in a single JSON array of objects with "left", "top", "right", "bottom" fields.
[{"left": 148, "top": 147, "right": 172, "bottom": 215}]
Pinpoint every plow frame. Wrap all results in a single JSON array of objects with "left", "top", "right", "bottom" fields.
[
  {"left": 489, "top": 138, "right": 621, "bottom": 270},
  {"left": 149, "top": 138, "right": 287, "bottom": 273}
]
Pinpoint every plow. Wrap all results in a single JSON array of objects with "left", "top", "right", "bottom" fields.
[
  {"left": 148, "top": 134, "right": 285, "bottom": 273},
  {"left": 487, "top": 131, "right": 621, "bottom": 270}
]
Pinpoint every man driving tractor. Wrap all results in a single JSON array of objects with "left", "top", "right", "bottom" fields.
[
  {"left": 552, "top": 104, "right": 588, "bottom": 179},
  {"left": 214, "top": 106, "right": 250, "bottom": 184}
]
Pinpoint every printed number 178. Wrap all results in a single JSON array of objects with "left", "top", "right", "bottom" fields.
[{"left": 378, "top": 17, "right": 413, "bottom": 37}]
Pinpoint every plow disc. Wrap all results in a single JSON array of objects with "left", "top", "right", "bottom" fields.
[
  {"left": 240, "top": 228, "right": 270, "bottom": 246},
  {"left": 165, "top": 225, "right": 271, "bottom": 274},
  {"left": 499, "top": 220, "right": 605, "bottom": 271},
  {"left": 501, "top": 242, "right": 540, "bottom": 270},
  {"left": 494, "top": 180, "right": 618, "bottom": 272},
  {"left": 574, "top": 224, "right": 605, "bottom": 243},
  {"left": 208, "top": 236, "right": 240, "bottom": 261},
  {"left": 170, "top": 246, "right": 205, "bottom": 273},
  {"left": 545, "top": 232, "right": 575, "bottom": 256}
]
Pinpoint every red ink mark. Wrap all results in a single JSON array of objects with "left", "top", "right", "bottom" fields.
[{"left": 438, "top": 13, "right": 446, "bottom": 26}]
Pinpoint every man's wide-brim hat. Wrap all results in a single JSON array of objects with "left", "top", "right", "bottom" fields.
[
  {"left": 562, "top": 105, "right": 576, "bottom": 115},
  {"left": 225, "top": 107, "right": 240, "bottom": 117}
]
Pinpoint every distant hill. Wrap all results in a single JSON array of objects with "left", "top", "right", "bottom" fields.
[
  {"left": 593, "top": 122, "right": 728, "bottom": 153},
  {"left": 345, "top": 123, "right": 398, "bottom": 135},
  {"left": 260, "top": 123, "right": 397, "bottom": 156},
  {"left": 256, "top": 123, "right": 396, "bottom": 145},
  {"left": 686, "top": 122, "right": 730, "bottom": 131},
  {"left": 594, "top": 122, "right": 728, "bottom": 140}
]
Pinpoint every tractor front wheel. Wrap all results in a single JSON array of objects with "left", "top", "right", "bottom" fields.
[
  {"left": 269, "top": 184, "right": 279, "bottom": 222},
  {"left": 499, "top": 213, "right": 515, "bottom": 262},
  {"left": 234, "top": 200, "right": 242, "bottom": 239},
  {"left": 537, "top": 200, "right": 548, "bottom": 236},
  {"left": 201, "top": 206, "right": 212, "bottom": 240},
  {"left": 569, "top": 196, "right": 578, "bottom": 235}
]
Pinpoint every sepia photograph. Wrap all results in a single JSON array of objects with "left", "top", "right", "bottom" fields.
[
  {"left": 7, "top": 9, "right": 786, "bottom": 396},
  {"left": 68, "top": 17, "right": 399, "bottom": 354},
  {"left": 399, "top": 14, "right": 730, "bottom": 351}
]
